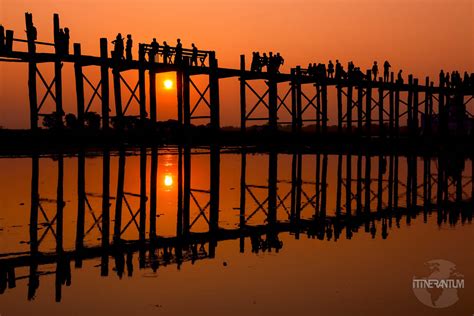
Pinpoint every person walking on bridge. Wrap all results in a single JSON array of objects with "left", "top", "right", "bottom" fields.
[
  {"left": 148, "top": 38, "right": 159, "bottom": 63},
  {"left": 383, "top": 61, "right": 391, "bottom": 82},
  {"left": 174, "top": 38, "right": 182, "bottom": 65},
  {"left": 372, "top": 61, "right": 379, "bottom": 81},
  {"left": 126, "top": 34, "right": 133, "bottom": 61},
  {"left": 112, "top": 33, "right": 124, "bottom": 60},
  {"left": 191, "top": 43, "right": 198, "bottom": 66},
  {"left": 162, "top": 41, "right": 170, "bottom": 64},
  {"left": 328, "top": 60, "right": 334, "bottom": 79}
]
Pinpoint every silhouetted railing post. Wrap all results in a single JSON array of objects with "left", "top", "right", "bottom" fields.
[
  {"left": 74, "top": 44, "right": 85, "bottom": 128},
  {"left": 26, "top": 13, "right": 38, "bottom": 130},
  {"left": 394, "top": 84, "right": 400, "bottom": 137},
  {"left": 177, "top": 66, "right": 183, "bottom": 125},
  {"left": 149, "top": 67, "right": 157, "bottom": 124},
  {"left": 424, "top": 77, "right": 431, "bottom": 136},
  {"left": 321, "top": 80, "right": 328, "bottom": 135},
  {"left": 75, "top": 150, "right": 85, "bottom": 268},
  {"left": 53, "top": 14, "right": 64, "bottom": 128},
  {"left": 316, "top": 84, "right": 321, "bottom": 134},
  {"left": 138, "top": 44, "right": 147, "bottom": 124},
  {"left": 438, "top": 80, "right": 446, "bottom": 137},
  {"left": 357, "top": 81, "right": 364, "bottom": 134},
  {"left": 101, "top": 148, "right": 110, "bottom": 276},
  {"left": 100, "top": 38, "right": 110, "bottom": 129},
  {"left": 365, "top": 70, "right": 372, "bottom": 136},
  {"left": 239, "top": 55, "right": 246, "bottom": 133},
  {"left": 209, "top": 52, "right": 220, "bottom": 131}
]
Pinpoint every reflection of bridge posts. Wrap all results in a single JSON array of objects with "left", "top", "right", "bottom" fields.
[
  {"left": 356, "top": 154, "right": 363, "bottom": 215},
  {"left": 346, "top": 154, "right": 352, "bottom": 216},
  {"left": 364, "top": 154, "right": 371, "bottom": 232},
  {"left": 239, "top": 148, "right": 246, "bottom": 252},
  {"left": 114, "top": 149, "right": 125, "bottom": 241},
  {"left": 139, "top": 147, "right": 147, "bottom": 242},
  {"left": 336, "top": 154, "right": 343, "bottom": 216},
  {"left": 55, "top": 153, "right": 65, "bottom": 302},
  {"left": 208, "top": 145, "right": 220, "bottom": 257},
  {"left": 176, "top": 146, "right": 183, "bottom": 237},
  {"left": 101, "top": 149, "right": 110, "bottom": 276},
  {"left": 75, "top": 151, "right": 86, "bottom": 268},
  {"left": 182, "top": 145, "right": 191, "bottom": 235},
  {"left": 267, "top": 150, "right": 278, "bottom": 225},
  {"left": 320, "top": 154, "right": 328, "bottom": 218},
  {"left": 28, "top": 154, "right": 39, "bottom": 300},
  {"left": 150, "top": 146, "right": 158, "bottom": 239},
  {"left": 290, "top": 152, "right": 302, "bottom": 238}
]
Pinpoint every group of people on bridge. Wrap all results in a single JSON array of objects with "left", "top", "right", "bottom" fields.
[
  {"left": 440, "top": 70, "right": 474, "bottom": 90},
  {"left": 112, "top": 33, "right": 202, "bottom": 66},
  {"left": 305, "top": 60, "right": 395, "bottom": 83},
  {"left": 250, "top": 52, "right": 285, "bottom": 73}
]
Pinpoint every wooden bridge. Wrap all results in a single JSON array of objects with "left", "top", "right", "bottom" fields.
[{"left": 1, "top": 13, "right": 473, "bottom": 138}]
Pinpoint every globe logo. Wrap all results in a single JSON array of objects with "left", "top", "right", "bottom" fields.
[{"left": 412, "top": 259, "right": 465, "bottom": 308}]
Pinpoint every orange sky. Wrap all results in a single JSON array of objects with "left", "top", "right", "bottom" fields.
[{"left": 0, "top": 0, "right": 473, "bottom": 128}]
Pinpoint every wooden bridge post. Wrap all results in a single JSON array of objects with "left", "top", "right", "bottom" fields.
[
  {"left": 209, "top": 52, "right": 220, "bottom": 131},
  {"left": 25, "top": 13, "right": 38, "bottom": 130},
  {"left": 424, "top": 78, "right": 432, "bottom": 136},
  {"left": 75, "top": 151, "right": 85, "bottom": 268},
  {"left": 0, "top": 25, "right": 4, "bottom": 54},
  {"left": 112, "top": 68, "right": 123, "bottom": 124},
  {"left": 406, "top": 157, "right": 412, "bottom": 211},
  {"left": 357, "top": 81, "right": 364, "bottom": 134},
  {"left": 177, "top": 68, "right": 183, "bottom": 125},
  {"left": 73, "top": 44, "right": 85, "bottom": 128},
  {"left": 393, "top": 154, "right": 399, "bottom": 211},
  {"left": 209, "top": 145, "right": 220, "bottom": 233},
  {"left": 267, "top": 150, "right": 278, "bottom": 225},
  {"left": 337, "top": 82, "right": 343, "bottom": 134},
  {"left": 183, "top": 57, "right": 191, "bottom": 130},
  {"left": 183, "top": 145, "right": 191, "bottom": 235},
  {"left": 149, "top": 68, "right": 157, "bottom": 123},
  {"left": 377, "top": 155, "right": 383, "bottom": 212},
  {"left": 113, "top": 149, "right": 125, "bottom": 241},
  {"left": 320, "top": 154, "right": 328, "bottom": 216},
  {"left": 347, "top": 82, "right": 353, "bottom": 134},
  {"left": 321, "top": 80, "right": 328, "bottom": 135},
  {"left": 268, "top": 76, "right": 278, "bottom": 132},
  {"left": 413, "top": 78, "right": 419, "bottom": 135},
  {"left": 138, "top": 44, "right": 147, "bottom": 124},
  {"left": 290, "top": 68, "right": 297, "bottom": 133},
  {"left": 364, "top": 154, "right": 371, "bottom": 214},
  {"left": 296, "top": 67, "right": 302, "bottom": 132},
  {"left": 378, "top": 78, "right": 384, "bottom": 137},
  {"left": 356, "top": 154, "right": 363, "bottom": 214},
  {"left": 388, "top": 154, "right": 394, "bottom": 210},
  {"left": 316, "top": 84, "right": 321, "bottom": 134},
  {"left": 53, "top": 14, "right": 64, "bottom": 127},
  {"left": 239, "top": 148, "right": 247, "bottom": 252},
  {"left": 411, "top": 155, "right": 418, "bottom": 210},
  {"left": 100, "top": 39, "right": 110, "bottom": 129},
  {"left": 139, "top": 147, "right": 147, "bottom": 241},
  {"left": 438, "top": 79, "right": 446, "bottom": 137},
  {"left": 365, "top": 70, "right": 372, "bottom": 136},
  {"left": 336, "top": 154, "right": 343, "bottom": 216},
  {"left": 346, "top": 154, "right": 352, "bottom": 215},
  {"left": 389, "top": 72, "right": 394, "bottom": 137},
  {"left": 407, "top": 75, "right": 413, "bottom": 133},
  {"left": 394, "top": 84, "right": 400, "bottom": 137},
  {"left": 240, "top": 55, "right": 246, "bottom": 133}
]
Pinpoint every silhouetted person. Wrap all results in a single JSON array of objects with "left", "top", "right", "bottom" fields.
[
  {"left": 126, "top": 34, "right": 133, "bottom": 61},
  {"left": 275, "top": 52, "right": 284, "bottom": 73},
  {"left": 348, "top": 61, "right": 354, "bottom": 79},
  {"left": 307, "top": 63, "right": 314, "bottom": 76},
  {"left": 251, "top": 52, "right": 260, "bottom": 72},
  {"left": 174, "top": 38, "right": 182, "bottom": 65},
  {"left": 383, "top": 60, "right": 391, "bottom": 82},
  {"left": 162, "top": 41, "right": 170, "bottom": 64},
  {"left": 63, "top": 27, "right": 70, "bottom": 55},
  {"left": 372, "top": 61, "right": 378, "bottom": 81},
  {"left": 439, "top": 70, "right": 445, "bottom": 86},
  {"left": 261, "top": 53, "right": 268, "bottom": 72},
  {"left": 268, "top": 52, "right": 274, "bottom": 73},
  {"left": 191, "top": 43, "right": 198, "bottom": 66},
  {"left": 149, "top": 38, "right": 159, "bottom": 62},
  {"left": 328, "top": 60, "right": 334, "bottom": 78},
  {"left": 463, "top": 71, "right": 470, "bottom": 87},
  {"left": 445, "top": 72, "right": 450, "bottom": 88},
  {"left": 397, "top": 69, "right": 404, "bottom": 84},
  {"left": 335, "top": 60, "right": 342, "bottom": 80},
  {"left": 112, "top": 33, "right": 124, "bottom": 60}
]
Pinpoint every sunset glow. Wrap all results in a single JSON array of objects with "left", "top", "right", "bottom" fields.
[{"left": 164, "top": 79, "right": 173, "bottom": 90}]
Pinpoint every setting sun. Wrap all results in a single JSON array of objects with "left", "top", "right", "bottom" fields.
[
  {"left": 164, "top": 79, "right": 173, "bottom": 90},
  {"left": 164, "top": 174, "right": 173, "bottom": 187}
]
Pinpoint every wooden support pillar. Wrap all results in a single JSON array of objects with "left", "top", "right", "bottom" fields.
[
  {"left": 347, "top": 84, "right": 353, "bottom": 134},
  {"left": 315, "top": 154, "right": 321, "bottom": 215},
  {"left": 378, "top": 79, "right": 384, "bottom": 137},
  {"left": 423, "top": 156, "right": 429, "bottom": 218},
  {"left": 290, "top": 69, "right": 297, "bottom": 133},
  {"left": 113, "top": 149, "right": 125, "bottom": 241},
  {"left": 389, "top": 73, "right": 394, "bottom": 136},
  {"left": 413, "top": 78, "right": 419, "bottom": 135},
  {"left": 321, "top": 82, "right": 328, "bottom": 134},
  {"left": 55, "top": 153, "right": 64, "bottom": 303},
  {"left": 337, "top": 83, "right": 343, "bottom": 134},
  {"left": 100, "top": 39, "right": 109, "bottom": 129},
  {"left": 113, "top": 69, "right": 123, "bottom": 123},
  {"left": 74, "top": 44, "right": 85, "bottom": 128},
  {"left": 101, "top": 148, "right": 110, "bottom": 276},
  {"left": 209, "top": 145, "right": 220, "bottom": 233},
  {"left": 393, "top": 155, "right": 399, "bottom": 211},
  {"left": 407, "top": 75, "right": 413, "bottom": 133},
  {"left": 438, "top": 80, "right": 446, "bottom": 137},
  {"left": 424, "top": 77, "right": 430, "bottom": 136},
  {"left": 365, "top": 70, "right": 372, "bottom": 136},
  {"left": 394, "top": 88, "right": 400, "bottom": 137},
  {"left": 138, "top": 44, "right": 147, "bottom": 123},
  {"left": 5, "top": 30, "right": 14, "bottom": 53},
  {"left": 388, "top": 155, "right": 394, "bottom": 210},
  {"left": 377, "top": 155, "right": 383, "bottom": 212},
  {"left": 295, "top": 153, "right": 302, "bottom": 235},
  {"left": 411, "top": 155, "right": 418, "bottom": 209},
  {"left": 150, "top": 146, "right": 158, "bottom": 238},
  {"left": 149, "top": 70, "right": 157, "bottom": 123},
  {"left": 240, "top": 55, "right": 246, "bottom": 133},
  {"left": 316, "top": 84, "right": 321, "bottom": 134},
  {"left": 53, "top": 14, "right": 63, "bottom": 127},
  {"left": 0, "top": 25, "right": 4, "bottom": 54},
  {"left": 406, "top": 157, "right": 412, "bottom": 211},
  {"left": 177, "top": 69, "right": 183, "bottom": 125},
  {"left": 75, "top": 151, "right": 85, "bottom": 268},
  {"left": 26, "top": 13, "right": 38, "bottom": 130},
  {"left": 290, "top": 153, "right": 297, "bottom": 222},
  {"left": 176, "top": 145, "right": 183, "bottom": 237},
  {"left": 209, "top": 52, "right": 220, "bottom": 131},
  {"left": 28, "top": 154, "right": 39, "bottom": 301},
  {"left": 320, "top": 154, "right": 328, "bottom": 216},
  {"left": 268, "top": 76, "right": 278, "bottom": 132},
  {"left": 139, "top": 147, "right": 147, "bottom": 241},
  {"left": 357, "top": 83, "right": 364, "bottom": 134},
  {"left": 183, "top": 58, "right": 191, "bottom": 130},
  {"left": 364, "top": 155, "right": 371, "bottom": 214},
  {"left": 356, "top": 154, "right": 363, "bottom": 215}
]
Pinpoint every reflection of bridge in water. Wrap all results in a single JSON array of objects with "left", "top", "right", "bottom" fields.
[{"left": 0, "top": 146, "right": 472, "bottom": 301}]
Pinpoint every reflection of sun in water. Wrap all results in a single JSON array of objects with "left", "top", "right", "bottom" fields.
[
  {"left": 164, "top": 175, "right": 173, "bottom": 187},
  {"left": 164, "top": 79, "right": 173, "bottom": 90}
]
